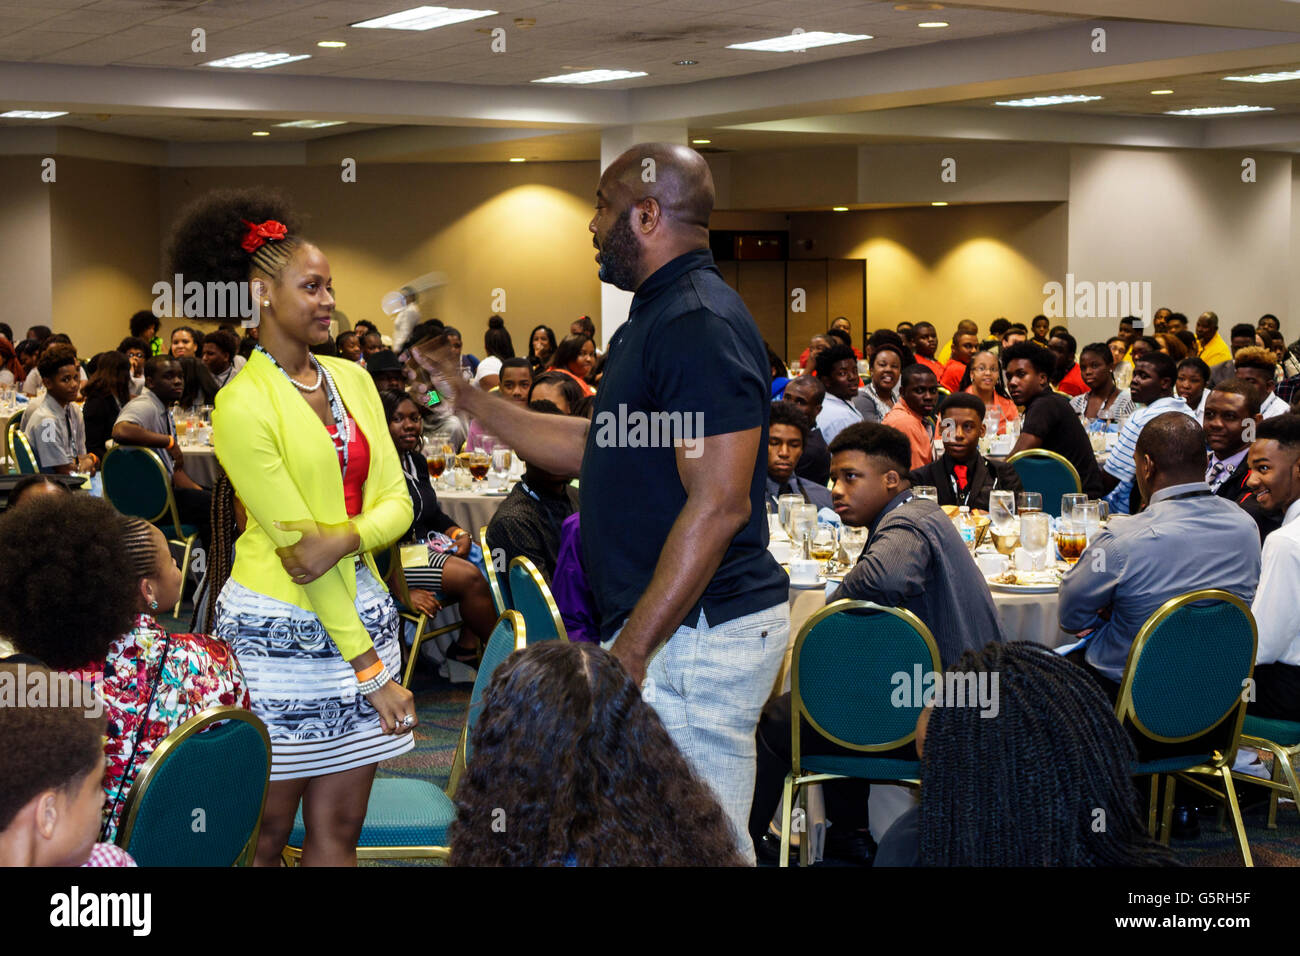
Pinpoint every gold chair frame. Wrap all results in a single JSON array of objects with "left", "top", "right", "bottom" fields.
[
  {"left": 781, "top": 599, "right": 938, "bottom": 867},
  {"left": 282, "top": 610, "right": 527, "bottom": 865},
  {"left": 102, "top": 445, "right": 199, "bottom": 617},
  {"left": 480, "top": 525, "right": 508, "bottom": 614},
  {"left": 507, "top": 555, "right": 568, "bottom": 642},
  {"left": 1114, "top": 589, "right": 1257, "bottom": 865},
  {"left": 1231, "top": 728, "right": 1300, "bottom": 830},
  {"left": 382, "top": 543, "right": 465, "bottom": 688},
  {"left": 116, "top": 705, "right": 271, "bottom": 867},
  {"left": 8, "top": 426, "right": 38, "bottom": 475},
  {"left": 5, "top": 414, "right": 27, "bottom": 473}
]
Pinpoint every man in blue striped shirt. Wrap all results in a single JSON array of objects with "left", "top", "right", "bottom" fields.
[{"left": 1102, "top": 352, "right": 1197, "bottom": 514}]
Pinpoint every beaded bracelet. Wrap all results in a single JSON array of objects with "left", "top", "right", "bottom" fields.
[{"left": 357, "top": 667, "right": 392, "bottom": 696}]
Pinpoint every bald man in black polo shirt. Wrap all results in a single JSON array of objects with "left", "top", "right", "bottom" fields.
[{"left": 412, "top": 143, "right": 788, "bottom": 864}]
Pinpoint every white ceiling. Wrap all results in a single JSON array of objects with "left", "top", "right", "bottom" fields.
[{"left": 0, "top": 0, "right": 1297, "bottom": 159}]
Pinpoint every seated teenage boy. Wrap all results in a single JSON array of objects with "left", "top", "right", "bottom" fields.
[{"left": 909, "top": 392, "right": 1022, "bottom": 510}]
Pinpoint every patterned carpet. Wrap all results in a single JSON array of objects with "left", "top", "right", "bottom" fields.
[{"left": 160, "top": 606, "right": 1300, "bottom": 867}]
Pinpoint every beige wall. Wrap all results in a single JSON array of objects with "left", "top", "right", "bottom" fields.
[
  {"left": 1067, "top": 147, "right": 1293, "bottom": 346},
  {"left": 787, "top": 202, "right": 1068, "bottom": 355},
  {"left": 0, "top": 157, "right": 53, "bottom": 338},
  {"left": 156, "top": 161, "right": 602, "bottom": 357},
  {"left": 49, "top": 157, "right": 160, "bottom": 355}
]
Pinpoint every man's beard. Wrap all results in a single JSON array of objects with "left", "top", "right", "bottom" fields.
[{"left": 596, "top": 213, "right": 642, "bottom": 291}]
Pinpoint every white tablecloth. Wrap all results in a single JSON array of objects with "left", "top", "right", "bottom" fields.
[
  {"left": 178, "top": 445, "right": 223, "bottom": 490},
  {"left": 435, "top": 487, "right": 510, "bottom": 535}
]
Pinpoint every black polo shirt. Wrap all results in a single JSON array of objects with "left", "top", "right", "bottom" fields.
[
  {"left": 1019, "top": 390, "right": 1105, "bottom": 497},
  {"left": 580, "top": 248, "right": 788, "bottom": 640}
]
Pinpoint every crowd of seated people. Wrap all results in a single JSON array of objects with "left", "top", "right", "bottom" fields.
[{"left": 4, "top": 299, "right": 1299, "bottom": 872}]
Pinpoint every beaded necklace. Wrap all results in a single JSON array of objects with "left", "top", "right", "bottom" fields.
[{"left": 257, "top": 345, "right": 351, "bottom": 479}]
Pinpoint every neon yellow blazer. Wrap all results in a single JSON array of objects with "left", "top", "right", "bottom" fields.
[{"left": 212, "top": 350, "right": 413, "bottom": 660}]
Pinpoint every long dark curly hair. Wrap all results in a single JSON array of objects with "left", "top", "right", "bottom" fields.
[
  {"left": 449, "top": 642, "right": 745, "bottom": 866},
  {"left": 917, "top": 641, "right": 1179, "bottom": 867},
  {"left": 0, "top": 495, "right": 139, "bottom": 670},
  {"left": 165, "top": 186, "right": 305, "bottom": 288}
]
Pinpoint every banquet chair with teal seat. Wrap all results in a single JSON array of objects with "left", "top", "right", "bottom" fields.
[
  {"left": 1006, "top": 449, "right": 1082, "bottom": 518},
  {"left": 1114, "top": 589, "right": 1257, "bottom": 865},
  {"left": 378, "top": 543, "right": 464, "bottom": 688},
  {"left": 480, "top": 525, "right": 510, "bottom": 614},
  {"left": 282, "top": 610, "right": 526, "bottom": 865},
  {"left": 780, "top": 599, "right": 938, "bottom": 867},
  {"left": 101, "top": 446, "right": 199, "bottom": 616},
  {"left": 116, "top": 706, "right": 271, "bottom": 867},
  {"left": 507, "top": 555, "right": 566, "bottom": 643},
  {"left": 8, "top": 426, "right": 37, "bottom": 475},
  {"left": 1231, "top": 716, "right": 1300, "bottom": 830}
]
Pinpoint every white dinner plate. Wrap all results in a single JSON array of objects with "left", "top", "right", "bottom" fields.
[{"left": 788, "top": 575, "right": 828, "bottom": 589}]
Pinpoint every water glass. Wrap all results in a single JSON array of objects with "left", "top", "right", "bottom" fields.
[
  {"left": 1020, "top": 512, "right": 1050, "bottom": 559},
  {"left": 989, "top": 490, "right": 1017, "bottom": 534},
  {"left": 839, "top": 526, "right": 868, "bottom": 566},
  {"left": 777, "top": 493, "right": 803, "bottom": 532},
  {"left": 1061, "top": 493, "right": 1088, "bottom": 520},
  {"left": 491, "top": 446, "right": 511, "bottom": 482},
  {"left": 913, "top": 485, "right": 939, "bottom": 503},
  {"left": 1074, "top": 501, "right": 1102, "bottom": 543},
  {"left": 1017, "top": 492, "right": 1042, "bottom": 513},
  {"left": 789, "top": 503, "right": 819, "bottom": 554}
]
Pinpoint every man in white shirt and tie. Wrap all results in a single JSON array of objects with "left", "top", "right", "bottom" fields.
[
  {"left": 1244, "top": 413, "right": 1300, "bottom": 721},
  {"left": 1233, "top": 347, "right": 1289, "bottom": 419}
]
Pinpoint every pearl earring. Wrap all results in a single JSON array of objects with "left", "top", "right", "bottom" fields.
[{"left": 263, "top": 300, "right": 270, "bottom": 308}]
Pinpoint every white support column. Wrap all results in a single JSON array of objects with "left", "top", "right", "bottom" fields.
[{"left": 597, "top": 125, "right": 688, "bottom": 349}]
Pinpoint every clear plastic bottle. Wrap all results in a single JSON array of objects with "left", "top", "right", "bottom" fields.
[{"left": 957, "top": 506, "right": 978, "bottom": 551}]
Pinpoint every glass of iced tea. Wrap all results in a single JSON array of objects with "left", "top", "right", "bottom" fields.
[
  {"left": 427, "top": 455, "right": 446, "bottom": 480},
  {"left": 1054, "top": 518, "right": 1087, "bottom": 564},
  {"left": 468, "top": 453, "right": 490, "bottom": 481}
]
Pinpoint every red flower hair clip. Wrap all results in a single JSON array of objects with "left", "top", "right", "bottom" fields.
[{"left": 240, "top": 219, "right": 288, "bottom": 253}]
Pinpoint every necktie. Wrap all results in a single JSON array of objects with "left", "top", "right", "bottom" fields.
[
  {"left": 953, "top": 464, "right": 968, "bottom": 491},
  {"left": 1206, "top": 459, "right": 1229, "bottom": 492},
  {"left": 779, "top": 482, "right": 794, "bottom": 497}
]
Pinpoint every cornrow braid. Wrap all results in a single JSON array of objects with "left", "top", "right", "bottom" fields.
[
  {"left": 249, "top": 236, "right": 303, "bottom": 281},
  {"left": 120, "top": 517, "right": 159, "bottom": 580},
  {"left": 202, "top": 475, "right": 239, "bottom": 633},
  {"left": 917, "top": 641, "right": 1179, "bottom": 867}
]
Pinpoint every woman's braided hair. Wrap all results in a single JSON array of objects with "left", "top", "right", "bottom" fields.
[
  {"left": 917, "top": 641, "right": 1179, "bottom": 867},
  {"left": 202, "top": 474, "right": 240, "bottom": 633}
]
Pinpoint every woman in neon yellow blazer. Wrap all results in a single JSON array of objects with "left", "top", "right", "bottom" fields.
[{"left": 170, "top": 189, "right": 417, "bottom": 866}]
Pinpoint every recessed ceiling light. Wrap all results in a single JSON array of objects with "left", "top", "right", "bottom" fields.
[
  {"left": 1222, "top": 70, "right": 1300, "bottom": 83},
  {"left": 275, "top": 120, "right": 347, "bottom": 128},
  {"left": 692, "top": 138, "right": 711, "bottom": 144},
  {"left": 317, "top": 40, "right": 347, "bottom": 48},
  {"left": 204, "top": 52, "right": 312, "bottom": 69},
  {"left": 832, "top": 206, "right": 849, "bottom": 212},
  {"left": 917, "top": 21, "right": 949, "bottom": 28},
  {"left": 252, "top": 131, "right": 270, "bottom": 136},
  {"left": 675, "top": 59, "right": 698, "bottom": 66},
  {"left": 995, "top": 94, "right": 1103, "bottom": 107},
  {"left": 1164, "top": 105, "right": 1275, "bottom": 116},
  {"left": 0, "top": 110, "right": 67, "bottom": 119},
  {"left": 508, "top": 157, "right": 526, "bottom": 162},
  {"left": 727, "top": 32, "right": 872, "bottom": 53},
  {"left": 895, "top": 3, "right": 944, "bottom": 10},
  {"left": 352, "top": 6, "right": 497, "bottom": 30},
  {"left": 532, "top": 69, "right": 647, "bottom": 84},
  {"left": 513, "top": 17, "right": 535, "bottom": 29},
  {"left": 1149, "top": 89, "right": 1174, "bottom": 95},
  {"left": 931, "top": 201, "right": 948, "bottom": 206}
]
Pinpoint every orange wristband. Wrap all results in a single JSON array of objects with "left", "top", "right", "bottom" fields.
[
  {"left": 166, "top": 436, "right": 174, "bottom": 450},
  {"left": 354, "top": 660, "right": 384, "bottom": 682}
]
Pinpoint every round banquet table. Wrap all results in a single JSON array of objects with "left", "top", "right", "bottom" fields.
[
  {"left": 178, "top": 444, "right": 223, "bottom": 491},
  {"left": 434, "top": 486, "right": 511, "bottom": 535},
  {"left": 775, "top": 572, "right": 1075, "bottom": 700}
]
